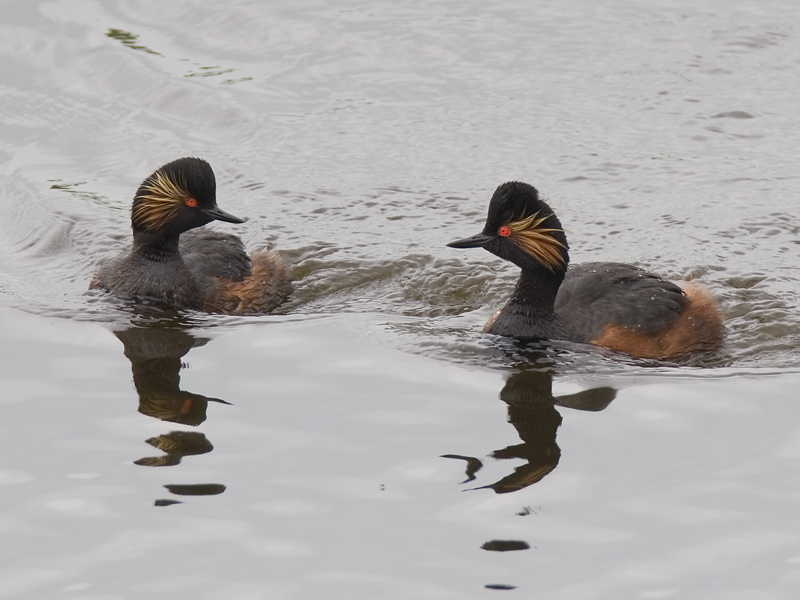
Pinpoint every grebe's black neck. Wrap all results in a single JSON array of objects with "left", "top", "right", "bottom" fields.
[
  {"left": 484, "top": 266, "right": 572, "bottom": 341},
  {"left": 508, "top": 267, "right": 564, "bottom": 314},
  {"left": 132, "top": 229, "right": 182, "bottom": 262}
]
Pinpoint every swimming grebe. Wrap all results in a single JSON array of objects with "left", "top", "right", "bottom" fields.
[
  {"left": 91, "top": 157, "right": 292, "bottom": 313},
  {"left": 447, "top": 181, "right": 723, "bottom": 359}
]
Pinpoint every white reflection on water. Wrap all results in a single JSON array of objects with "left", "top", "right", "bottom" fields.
[{"left": 2, "top": 310, "right": 800, "bottom": 597}]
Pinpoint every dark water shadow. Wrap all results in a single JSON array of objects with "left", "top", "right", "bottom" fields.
[
  {"left": 442, "top": 344, "right": 618, "bottom": 590},
  {"left": 112, "top": 309, "right": 229, "bottom": 505},
  {"left": 443, "top": 345, "right": 616, "bottom": 494}
]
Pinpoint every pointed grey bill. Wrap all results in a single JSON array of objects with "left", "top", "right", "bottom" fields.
[
  {"left": 447, "top": 231, "right": 494, "bottom": 249},
  {"left": 202, "top": 205, "right": 245, "bottom": 224}
]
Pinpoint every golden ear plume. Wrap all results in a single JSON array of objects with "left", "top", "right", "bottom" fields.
[
  {"left": 506, "top": 212, "right": 567, "bottom": 271},
  {"left": 132, "top": 171, "right": 188, "bottom": 231}
]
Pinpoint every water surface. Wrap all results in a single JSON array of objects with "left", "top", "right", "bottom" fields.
[{"left": 2, "top": 0, "right": 800, "bottom": 597}]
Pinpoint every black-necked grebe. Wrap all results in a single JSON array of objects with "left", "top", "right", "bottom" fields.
[
  {"left": 91, "top": 157, "right": 292, "bottom": 313},
  {"left": 447, "top": 181, "right": 724, "bottom": 359}
]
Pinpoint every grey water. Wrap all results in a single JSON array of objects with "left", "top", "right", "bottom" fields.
[{"left": 2, "top": 0, "right": 800, "bottom": 598}]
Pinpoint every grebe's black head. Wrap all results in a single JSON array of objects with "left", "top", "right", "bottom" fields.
[
  {"left": 447, "top": 181, "right": 569, "bottom": 273},
  {"left": 131, "top": 157, "right": 244, "bottom": 236}
]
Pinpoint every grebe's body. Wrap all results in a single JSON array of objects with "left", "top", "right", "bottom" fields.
[
  {"left": 448, "top": 182, "right": 723, "bottom": 359},
  {"left": 91, "top": 157, "right": 291, "bottom": 313}
]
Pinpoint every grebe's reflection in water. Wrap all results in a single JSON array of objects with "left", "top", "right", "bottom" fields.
[
  {"left": 444, "top": 366, "right": 616, "bottom": 494},
  {"left": 113, "top": 316, "right": 229, "bottom": 502}
]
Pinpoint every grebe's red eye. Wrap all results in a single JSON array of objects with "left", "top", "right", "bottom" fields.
[
  {"left": 186, "top": 198, "right": 197, "bottom": 207},
  {"left": 498, "top": 226, "right": 511, "bottom": 237}
]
